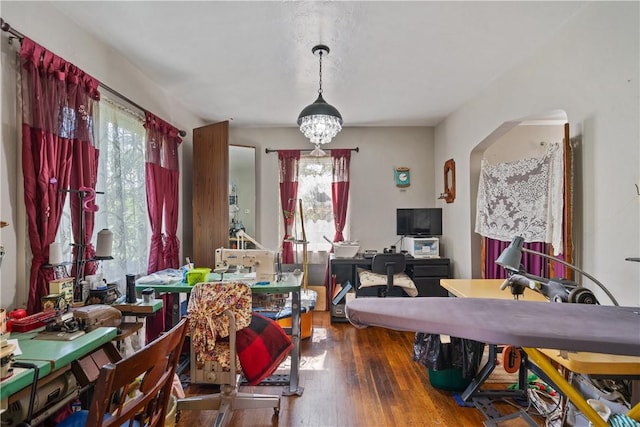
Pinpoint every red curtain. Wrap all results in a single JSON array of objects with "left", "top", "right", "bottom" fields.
[
  {"left": 144, "top": 112, "right": 182, "bottom": 273},
  {"left": 144, "top": 112, "right": 181, "bottom": 338},
  {"left": 19, "top": 38, "right": 100, "bottom": 314},
  {"left": 277, "top": 150, "right": 300, "bottom": 263},
  {"left": 330, "top": 149, "right": 351, "bottom": 242}
]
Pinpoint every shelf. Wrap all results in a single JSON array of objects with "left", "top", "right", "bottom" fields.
[{"left": 113, "top": 322, "right": 144, "bottom": 342}]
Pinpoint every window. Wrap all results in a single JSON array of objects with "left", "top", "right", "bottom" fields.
[
  {"left": 95, "top": 97, "right": 148, "bottom": 283},
  {"left": 56, "top": 96, "right": 148, "bottom": 286},
  {"left": 288, "top": 155, "right": 349, "bottom": 262}
]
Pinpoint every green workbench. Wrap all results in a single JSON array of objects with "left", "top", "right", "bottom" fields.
[
  {"left": 135, "top": 270, "right": 304, "bottom": 396},
  {"left": 0, "top": 326, "right": 117, "bottom": 401}
]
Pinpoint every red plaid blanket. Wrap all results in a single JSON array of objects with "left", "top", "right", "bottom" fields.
[{"left": 237, "top": 312, "right": 293, "bottom": 385}]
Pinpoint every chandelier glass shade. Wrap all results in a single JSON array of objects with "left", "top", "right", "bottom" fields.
[{"left": 297, "top": 45, "right": 343, "bottom": 149}]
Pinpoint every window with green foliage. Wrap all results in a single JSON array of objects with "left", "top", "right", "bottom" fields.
[{"left": 289, "top": 155, "right": 349, "bottom": 261}]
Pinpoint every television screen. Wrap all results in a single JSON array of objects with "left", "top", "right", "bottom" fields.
[{"left": 396, "top": 208, "right": 442, "bottom": 236}]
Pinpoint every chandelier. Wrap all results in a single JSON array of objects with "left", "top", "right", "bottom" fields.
[{"left": 297, "top": 44, "right": 343, "bottom": 155}]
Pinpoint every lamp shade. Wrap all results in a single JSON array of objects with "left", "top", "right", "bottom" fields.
[
  {"left": 297, "top": 95, "right": 343, "bottom": 146},
  {"left": 495, "top": 236, "right": 525, "bottom": 272}
]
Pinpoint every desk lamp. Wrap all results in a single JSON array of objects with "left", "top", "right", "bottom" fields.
[{"left": 496, "top": 236, "right": 619, "bottom": 306}]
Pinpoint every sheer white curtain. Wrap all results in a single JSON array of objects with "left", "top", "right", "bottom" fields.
[
  {"left": 94, "top": 96, "right": 149, "bottom": 285},
  {"left": 286, "top": 155, "right": 350, "bottom": 264}
]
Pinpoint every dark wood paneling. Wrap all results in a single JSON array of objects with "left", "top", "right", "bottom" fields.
[{"left": 192, "top": 121, "right": 229, "bottom": 269}]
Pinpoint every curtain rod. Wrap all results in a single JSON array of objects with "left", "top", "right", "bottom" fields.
[
  {"left": 265, "top": 147, "right": 359, "bottom": 154},
  {"left": 1, "top": 17, "right": 187, "bottom": 138},
  {"left": 0, "top": 18, "right": 24, "bottom": 40},
  {"left": 100, "top": 84, "right": 187, "bottom": 137}
]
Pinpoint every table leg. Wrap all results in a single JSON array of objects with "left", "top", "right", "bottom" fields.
[
  {"left": 460, "top": 344, "right": 528, "bottom": 402},
  {"left": 283, "top": 289, "right": 304, "bottom": 396},
  {"left": 172, "top": 293, "right": 181, "bottom": 327}
]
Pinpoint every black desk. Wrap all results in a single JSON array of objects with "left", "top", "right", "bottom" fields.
[{"left": 329, "top": 255, "right": 450, "bottom": 323}]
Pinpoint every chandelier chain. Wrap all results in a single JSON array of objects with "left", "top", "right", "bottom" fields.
[{"left": 318, "top": 51, "right": 323, "bottom": 95}]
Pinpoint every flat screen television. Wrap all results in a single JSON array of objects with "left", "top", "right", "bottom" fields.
[{"left": 396, "top": 208, "right": 442, "bottom": 236}]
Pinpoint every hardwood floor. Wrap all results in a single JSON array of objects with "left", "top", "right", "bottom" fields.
[{"left": 176, "top": 311, "right": 545, "bottom": 426}]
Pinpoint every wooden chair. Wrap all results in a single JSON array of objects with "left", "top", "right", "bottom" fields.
[
  {"left": 57, "top": 317, "right": 188, "bottom": 427},
  {"left": 176, "top": 281, "right": 281, "bottom": 427}
]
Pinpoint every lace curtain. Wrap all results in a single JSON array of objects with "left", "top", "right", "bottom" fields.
[
  {"left": 95, "top": 96, "right": 148, "bottom": 283},
  {"left": 475, "top": 143, "right": 564, "bottom": 255}
]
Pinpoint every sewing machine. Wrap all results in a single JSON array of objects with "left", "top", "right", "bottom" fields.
[
  {"left": 72, "top": 304, "right": 121, "bottom": 332},
  {"left": 500, "top": 273, "right": 598, "bottom": 304},
  {"left": 0, "top": 335, "right": 15, "bottom": 380},
  {"left": 214, "top": 247, "right": 278, "bottom": 282}
]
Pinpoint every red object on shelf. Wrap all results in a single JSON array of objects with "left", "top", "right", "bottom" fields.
[
  {"left": 9, "top": 309, "right": 27, "bottom": 319},
  {"left": 11, "top": 311, "right": 57, "bottom": 332}
]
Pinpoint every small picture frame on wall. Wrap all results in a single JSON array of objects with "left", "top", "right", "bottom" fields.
[{"left": 394, "top": 167, "right": 410, "bottom": 187}]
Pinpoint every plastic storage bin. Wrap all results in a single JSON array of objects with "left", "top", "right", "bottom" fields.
[
  {"left": 186, "top": 268, "right": 211, "bottom": 285},
  {"left": 428, "top": 367, "right": 473, "bottom": 391}
]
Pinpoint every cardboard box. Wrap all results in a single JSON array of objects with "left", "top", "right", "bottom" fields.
[
  {"left": 49, "top": 277, "right": 75, "bottom": 303},
  {"left": 277, "top": 311, "right": 313, "bottom": 339}
]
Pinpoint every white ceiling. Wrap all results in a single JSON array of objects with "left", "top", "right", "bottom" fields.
[{"left": 50, "top": 1, "right": 587, "bottom": 128}]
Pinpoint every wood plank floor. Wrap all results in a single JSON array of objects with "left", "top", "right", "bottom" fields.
[{"left": 176, "top": 311, "right": 545, "bottom": 426}]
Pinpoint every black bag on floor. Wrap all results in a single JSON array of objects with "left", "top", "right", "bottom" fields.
[{"left": 413, "top": 332, "right": 485, "bottom": 379}]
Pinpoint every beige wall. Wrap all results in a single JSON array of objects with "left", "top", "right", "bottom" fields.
[
  {"left": 0, "top": 3, "right": 436, "bottom": 309},
  {"left": 435, "top": 2, "right": 639, "bottom": 305},
  {"left": 225, "top": 126, "right": 436, "bottom": 254},
  {"left": 2, "top": 1, "right": 637, "bottom": 310}
]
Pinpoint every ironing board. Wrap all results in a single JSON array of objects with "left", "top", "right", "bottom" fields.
[{"left": 345, "top": 297, "right": 640, "bottom": 427}]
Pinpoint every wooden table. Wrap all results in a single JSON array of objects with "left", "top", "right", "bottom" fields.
[
  {"left": 440, "top": 279, "right": 640, "bottom": 426},
  {"left": 440, "top": 278, "right": 546, "bottom": 301},
  {"left": 113, "top": 298, "right": 163, "bottom": 316},
  {"left": 134, "top": 271, "right": 305, "bottom": 396}
]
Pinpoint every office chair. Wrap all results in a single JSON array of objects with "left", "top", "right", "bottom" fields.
[
  {"left": 370, "top": 253, "right": 407, "bottom": 297},
  {"left": 176, "top": 281, "right": 283, "bottom": 427},
  {"left": 57, "top": 317, "right": 188, "bottom": 427}
]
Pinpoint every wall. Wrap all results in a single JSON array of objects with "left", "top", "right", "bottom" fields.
[
  {"left": 434, "top": 2, "right": 639, "bottom": 305},
  {"left": 226, "top": 126, "right": 435, "bottom": 256},
  {"left": 0, "top": 2, "right": 204, "bottom": 309},
  {"left": 0, "top": 3, "right": 436, "bottom": 308},
  {"left": 483, "top": 124, "right": 564, "bottom": 164}
]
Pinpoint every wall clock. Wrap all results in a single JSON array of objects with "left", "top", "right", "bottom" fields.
[{"left": 394, "top": 167, "right": 410, "bottom": 187}]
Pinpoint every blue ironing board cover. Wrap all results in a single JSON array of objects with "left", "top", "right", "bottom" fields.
[{"left": 345, "top": 297, "right": 640, "bottom": 357}]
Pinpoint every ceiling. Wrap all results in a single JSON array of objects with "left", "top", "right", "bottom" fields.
[{"left": 50, "top": 1, "right": 587, "bottom": 128}]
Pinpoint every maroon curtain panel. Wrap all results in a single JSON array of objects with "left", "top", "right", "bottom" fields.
[
  {"left": 144, "top": 112, "right": 182, "bottom": 273},
  {"left": 330, "top": 149, "right": 351, "bottom": 242},
  {"left": 19, "top": 38, "right": 100, "bottom": 314},
  {"left": 144, "top": 112, "right": 182, "bottom": 338},
  {"left": 277, "top": 150, "right": 300, "bottom": 264},
  {"left": 484, "top": 237, "right": 550, "bottom": 279}
]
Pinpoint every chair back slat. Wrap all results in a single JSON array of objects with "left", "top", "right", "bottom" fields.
[{"left": 85, "top": 318, "right": 188, "bottom": 427}]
